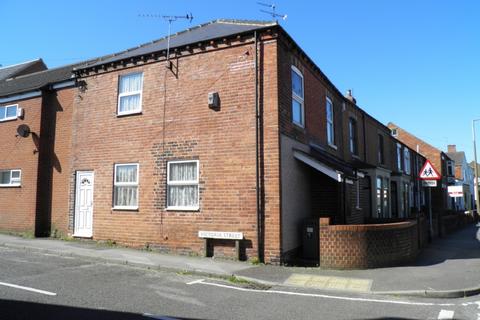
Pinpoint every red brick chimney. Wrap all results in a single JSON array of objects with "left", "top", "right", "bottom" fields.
[{"left": 447, "top": 144, "right": 457, "bottom": 153}]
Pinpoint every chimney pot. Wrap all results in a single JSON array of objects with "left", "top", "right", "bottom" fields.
[
  {"left": 345, "top": 89, "right": 356, "bottom": 104},
  {"left": 447, "top": 144, "right": 457, "bottom": 153}
]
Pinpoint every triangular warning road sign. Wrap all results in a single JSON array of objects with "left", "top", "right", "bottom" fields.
[{"left": 419, "top": 160, "right": 441, "bottom": 180}]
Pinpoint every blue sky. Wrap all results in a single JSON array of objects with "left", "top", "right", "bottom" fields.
[{"left": 1, "top": 0, "right": 479, "bottom": 162}]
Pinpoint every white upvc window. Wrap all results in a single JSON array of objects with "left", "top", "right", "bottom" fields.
[
  {"left": 0, "top": 169, "right": 21, "bottom": 187},
  {"left": 167, "top": 160, "right": 199, "bottom": 210},
  {"left": 117, "top": 73, "right": 144, "bottom": 115},
  {"left": 396, "top": 143, "right": 402, "bottom": 172},
  {"left": 0, "top": 104, "right": 18, "bottom": 122},
  {"left": 349, "top": 118, "right": 358, "bottom": 155},
  {"left": 291, "top": 66, "right": 304, "bottom": 127},
  {"left": 113, "top": 163, "right": 139, "bottom": 209},
  {"left": 404, "top": 148, "right": 411, "bottom": 175},
  {"left": 326, "top": 97, "right": 335, "bottom": 146}
]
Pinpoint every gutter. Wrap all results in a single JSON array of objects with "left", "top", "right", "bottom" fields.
[{"left": 0, "top": 91, "right": 42, "bottom": 104}]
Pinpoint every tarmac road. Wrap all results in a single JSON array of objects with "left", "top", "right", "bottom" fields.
[{"left": 1, "top": 246, "right": 480, "bottom": 320}]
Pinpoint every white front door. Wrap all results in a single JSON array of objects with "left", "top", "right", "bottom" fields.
[{"left": 74, "top": 171, "right": 94, "bottom": 237}]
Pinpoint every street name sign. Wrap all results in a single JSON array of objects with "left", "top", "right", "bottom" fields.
[
  {"left": 422, "top": 180, "right": 437, "bottom": 187},
  {"left": 198, "top": 231, "right": 243, "bottom": 240}
]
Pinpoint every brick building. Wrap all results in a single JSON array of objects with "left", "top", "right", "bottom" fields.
[
  {"left": 387, "top": 122, "right": 455, "bottom": 235},
  {"left": 1, "top": 19, "right": 437, "bottom": 267},
  {"left": 0, "top": 62, "right": 79, "bottom": 235}
]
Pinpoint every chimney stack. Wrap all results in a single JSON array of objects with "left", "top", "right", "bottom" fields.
[
  {"left": 345, "top": 89, "right": 356, "bottom": 104},
  {"left": 447, "top": 144, "right": 457, "bottom": 153}
]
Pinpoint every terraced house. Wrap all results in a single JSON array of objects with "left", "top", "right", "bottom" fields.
[
  {"left": 1, "top": 19, "right": 441, "bottom": 268},
  {"left": 0, "top": 59, "right": 77, "bottom": 236}
]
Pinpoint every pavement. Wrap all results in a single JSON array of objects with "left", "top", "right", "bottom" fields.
[{"left": 1, "top": 223, "right": 480, "bottom": 299}]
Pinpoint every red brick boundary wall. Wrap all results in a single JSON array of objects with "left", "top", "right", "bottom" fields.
[{"left": 319, "top": 218, "right": 419, "bottom": 269}]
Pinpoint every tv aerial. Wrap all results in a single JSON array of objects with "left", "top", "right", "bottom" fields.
[
  {"left": 257, "top": 2, "right": 287, "bottom": 21},
  {"left": 138, "top": 13, "right": 194, "bottom": 66}
]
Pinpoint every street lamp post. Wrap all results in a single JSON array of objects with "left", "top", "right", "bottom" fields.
[{"left": 473, "top": 119, "right": 480, "bottom": 219}]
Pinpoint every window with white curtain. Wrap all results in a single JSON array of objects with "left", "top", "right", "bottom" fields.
[
  {"left": 0, "top": 169, "right": 21, "bottom": 187},
  {"left": 0, "top": 104, "right": 18, "bottom": 122},
  {"left": 117, "top": 73, "right": 143, "bottom": 115},
  {"left": 113, "top": 163, "right": 139, "bottom": 209},
  {"left": 291, "top": 66, "right": 304, "bottom": 127},
  {"left": 167, "top": 160, "right": 199, "bottom": 210}
]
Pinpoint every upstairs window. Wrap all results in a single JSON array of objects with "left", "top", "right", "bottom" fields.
[
  {"left": 326, "top": 97, "right": 335, "bottom": 146},
  {"left": 377, "top": 134, "right": 384, "bottom": 164},
  {"left": 291, "top": 66, "right": 304, "bottom": 127},
  {"left": 167, "top": 160, "right": 199, "bottom": 210},
  {"left": 404, "top": 148, "right": 411, "bottom": 174},
  {"left": 396, "top": 143, "right": 403, "bottom": 172},
  {"left": 348, "top": 118, "right": 358, "bottom": 155},
  {"left": 113, "top": 163, "right": 139, "bottom": 209},
  {"left": 0, "top": 104, "right": 18, "bottom": 122},
  {"left": 118, "top": 73, "right": 143, "bottom": 115},
  {"left": 0, "top": 169, "right": 21, "bottom": 187},
  {"left": 447, "top": 161, "right": 454, "bottom": 176}
]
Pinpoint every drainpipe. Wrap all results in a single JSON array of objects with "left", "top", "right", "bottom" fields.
[
  {"left": 254, "top": 31, "right": 264, "bottom": 263},
  {"left": 361, "top": 112, "right": 372, "bottom": 216}
]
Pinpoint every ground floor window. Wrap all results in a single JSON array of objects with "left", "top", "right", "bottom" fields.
[
  {"left": 0, "top": 169, "right": 21, "bottom": 187},
  {"left": 113, "top": 163, "right": 139, "bottom": 209},
  {"left": 400, "top": 182, "right": 410, "bottom": 218},
  {"left": 376, "top": 176, "right": 390, "bottom": 218},
  {"left": 167, "top": 160, "right": 199, "bottom": 210}
]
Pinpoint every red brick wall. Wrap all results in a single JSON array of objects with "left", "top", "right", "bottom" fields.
[
  {"left": 49, "top": 88, "right": 74, "bottom": 235},
  {"left": 277, "top": 40, "right": 344, "bottom": 160},
  {"left": 319, "top": 218, "right": 419, "bottom": 269},
  {"left": 72, "top": 38, "right": 281, "bottom": 262},
  {"left": 0, "top": 96, "right": 42, "bottom": 233},
  {"left": 261, "top": 39, "right": 282, "bottom": 263}
]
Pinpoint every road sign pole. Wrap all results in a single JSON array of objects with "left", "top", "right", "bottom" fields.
[
  {"left": 473, "top": 119, "right": 480, "bottom": 220},
  {"left": 428, "top": 187, "right": 433, "bottom": 237}
]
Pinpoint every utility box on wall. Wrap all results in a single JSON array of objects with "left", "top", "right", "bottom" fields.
[{"left": 302, "top": 218, "right": 319, "bottom": 260}]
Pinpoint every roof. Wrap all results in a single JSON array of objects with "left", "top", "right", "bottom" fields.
[
  {"left": 469, "top": 161, "right": 480, "bottom": 172},
  {"left": 446, "top": 151, "right": 466, "bottom": 166},
  {"left": 0, "top": 63, "right": 77, "bottom": 98},
  {"left": 0, "top": 59, "right": 47, "bottom": 81},
  {"left": 78, "top": 19, "right": 276, "bottom": 70},
  {"left": 387, "top": 122, "right": 452, "bottom": 159}
]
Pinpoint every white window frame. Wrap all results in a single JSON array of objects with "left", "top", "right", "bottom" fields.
[
  {"left": 396, "top": 143, "right": 403, "bottom": 172},
  {"left": 113, "top": 163, "right": 139, "bottom": 210},
  {"left": 447, "top": 161, "right": 454, "bottom": 176},
  {"left": 349, "top": 117, "right": 358, "bottom": 155},
  {"left": 291, "top": 66, "right": 304, "bottom": 127},
  {"left": 117, "top": 73, "right": 144, "bottom": 116},
  {"left": 0, "top": 104, "right": 18, "bottom": 122},
  {"left": 0, "top": 169, "right": 21, "bottom": 187},
  {"left": 167, "top": 160, "right": 200, "bottom": 211},
  {"left": 326, "top": 97, "right": 335, "bottom": 147},
  {"left": 404, "top": 148, "right": 411, "bottom": 175}
]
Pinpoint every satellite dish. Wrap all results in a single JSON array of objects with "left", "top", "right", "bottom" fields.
[{"left": 16, "top": 124, "right": 31, "bottom": 138}]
